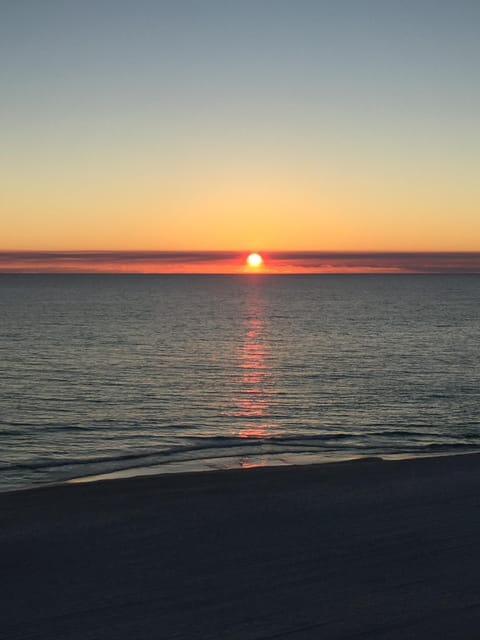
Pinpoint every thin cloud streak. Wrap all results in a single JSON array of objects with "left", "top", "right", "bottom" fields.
[
  {"left": 271, "top": 252, "right": 480, "bottom": 274},
  {"left": 0, "top": 251, "right": 479, "bottom": 273}
]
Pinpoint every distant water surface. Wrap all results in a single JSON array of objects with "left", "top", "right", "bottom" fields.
[{"left": 1, "top": 274, "right": 479, "bottom": 491}]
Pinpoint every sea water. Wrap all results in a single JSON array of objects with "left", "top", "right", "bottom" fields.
[{"left": 1, "top": 274, "right": 479, "bottom": 491}]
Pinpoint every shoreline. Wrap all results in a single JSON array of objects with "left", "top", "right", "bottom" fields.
[
  {"left": 64, "top": 448, "right": 480, "bottom": 486},
  {"left": 4, "top": 447, "right": 478, "bottom": 496},
  {"left": 4, "top": 451, "right": 480, "bottom": 638}
]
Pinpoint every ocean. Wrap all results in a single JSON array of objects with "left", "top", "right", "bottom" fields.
[{"left": 1, "top": 274, "right": 479, "bottom": 491}]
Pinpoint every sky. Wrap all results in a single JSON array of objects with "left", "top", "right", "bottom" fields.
[{"left": 1, "top": 1, "right": 479, "bottom": 269}]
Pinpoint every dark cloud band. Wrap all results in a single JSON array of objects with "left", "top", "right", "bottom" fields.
[{"left": 0, "top": 251, "right": 479, "bottom": 273}]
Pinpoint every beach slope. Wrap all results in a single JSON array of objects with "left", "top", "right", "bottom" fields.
[{"left": 2, "top": 454, "right": 480, "bottom": 639}]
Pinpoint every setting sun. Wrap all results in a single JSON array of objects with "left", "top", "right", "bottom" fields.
[{"left": 246, "top": 253, "right": 263, "bottom": 268}]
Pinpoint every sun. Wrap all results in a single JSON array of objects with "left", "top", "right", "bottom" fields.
[{"left": 246, "top": 253, "right": 263, "bottom": 268}]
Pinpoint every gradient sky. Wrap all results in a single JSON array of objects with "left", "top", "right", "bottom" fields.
[{"left": 1, "top": 1, "right": 479, "bottom": 255}]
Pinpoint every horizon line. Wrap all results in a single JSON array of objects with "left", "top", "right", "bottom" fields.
[{"left": 1, "top": 250, "right": 480, "bottom": 274}]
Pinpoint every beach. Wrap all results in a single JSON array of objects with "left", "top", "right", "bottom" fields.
[{"left": 3, "top": 453, "right": 480, "bottom": 639}]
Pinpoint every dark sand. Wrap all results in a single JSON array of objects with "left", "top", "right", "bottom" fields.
[{"left": 3, "top": 453, "right": 480, "bottom": 639}]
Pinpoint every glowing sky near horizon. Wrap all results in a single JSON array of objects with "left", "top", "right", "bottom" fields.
[{"left": 1, "top": 1, "right": 479, "bottom": 254}]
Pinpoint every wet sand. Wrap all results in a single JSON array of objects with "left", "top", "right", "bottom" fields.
[{"left": 2, "top": 453, "right": 480, "bottom": 639}]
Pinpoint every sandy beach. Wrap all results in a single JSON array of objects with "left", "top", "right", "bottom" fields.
[{"left": 3, "top": 453, "right": 480, "bottom": 639}]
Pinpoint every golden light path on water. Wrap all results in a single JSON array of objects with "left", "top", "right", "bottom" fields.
[{"left": 234, "top": 283, "right": 276, "bottom": 468}]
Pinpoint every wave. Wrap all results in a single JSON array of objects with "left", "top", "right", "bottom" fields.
[{"left": 3, "top": 431, "right": 480, "bottom": 476}]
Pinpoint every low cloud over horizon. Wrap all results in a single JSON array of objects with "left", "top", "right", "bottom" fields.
[{"left": 1, "top": 251, "right": 480, "bottom": 274}]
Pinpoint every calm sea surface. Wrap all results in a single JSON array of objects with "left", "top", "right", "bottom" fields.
[{"left": 1, "top": 274, "right": 479, "bottom": 491}]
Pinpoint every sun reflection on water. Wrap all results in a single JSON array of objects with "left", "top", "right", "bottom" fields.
[{"left": 232, "top": 290, "right": 278, "bottom": 470}]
